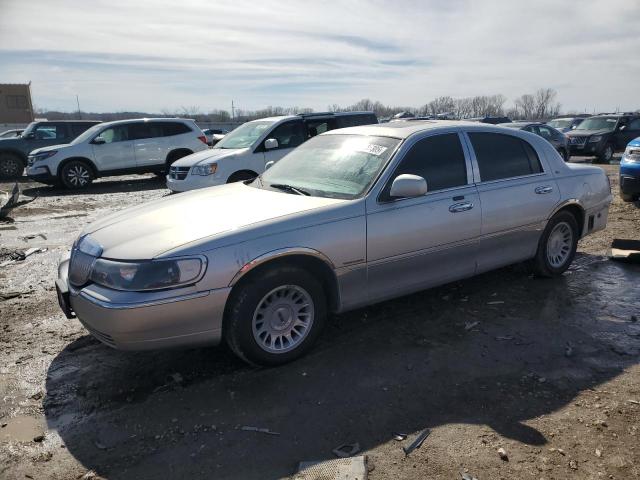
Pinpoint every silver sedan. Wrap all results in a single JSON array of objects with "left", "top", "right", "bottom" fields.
[{"left": 56, "top": 121, "right": 612, "bottom": 365}]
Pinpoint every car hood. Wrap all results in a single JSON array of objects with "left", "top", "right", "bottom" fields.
[
  {"left": 81, "top": 182, "right": 346, "bottom": 260},
  {"left": 171, "top": 147, "right": 249, "bottom": 167},
  {"left": 627, "top": 137, "right": 640, "bottom": 148},
  {"left": 566, "top": 129, "right": 611, "bottom": 138},
  {"left": 30, "top": 144, "right": 72, "bottom": 155}
]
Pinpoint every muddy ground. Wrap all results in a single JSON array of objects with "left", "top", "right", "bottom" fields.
[{"left": 1, "top": 160, "right": 639, "bottom": 480}]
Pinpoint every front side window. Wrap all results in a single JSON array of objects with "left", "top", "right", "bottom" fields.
[
  {"left": 627, "top": 118, "right": 640, "bottom": 130},
  {"left": 256, "top": 134, "right": 400, "bottom": 199},
  {"left": 97, "top": 126, "right": 129, "bottom": 144},
  {"left": 265, "top": 121, "right": 306, "bottom": 149},
  {"left": 381, "top": 133, "right": 468, "bottom": 200},
  {"left": 536, "top": 126, "right": 554, "bottom": 140},
  {"left": 214, "top": 120, "right": 273, "bottom": 149},
  {"left": 469, "top": 132, "right": 542, "bottom": 182}
]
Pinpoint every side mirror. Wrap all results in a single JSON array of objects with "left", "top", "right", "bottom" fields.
[
  {"left": 619, "top": 125, "right": 626, "bottom": 131},
  {"left": 389, "top": 174, "right": 428, "bottom": 198},
  {"left": 571, "top": 125, "right": 577, "bottom": 129},
  {"left": 265, "top": 160, "right": 275, "bottom": 170},
  {"left": 24, "top": 132, "right": 35, "bottom": 139},
  {"left": 264, "top": 138, "right": 278, "bottom": 150},
  {"left": 92, "top": 137, "right": 106, "bottom": 145}
]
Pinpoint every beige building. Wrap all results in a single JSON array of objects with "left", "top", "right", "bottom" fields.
[{"left": 0, "top": 83, "right": 34, "bottom": 124}]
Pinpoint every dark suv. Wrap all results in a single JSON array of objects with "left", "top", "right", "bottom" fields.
[
  {"left": 566, "top": 114, "right": 640, "bottom": 163},
  {"left": 0, "top": 120, "right": 100, "bottom": 178}
]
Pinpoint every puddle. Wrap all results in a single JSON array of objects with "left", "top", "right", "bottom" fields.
[{"left": 1, "top": 415, "right": 43, "bottom": 443}]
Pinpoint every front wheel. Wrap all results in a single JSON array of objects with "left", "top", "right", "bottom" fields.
[
  {"left": 531, "top": 211, "right": 579, "bottom": 277},
  {"left": 224, "top": 266, "right": 327, "bottom": 366},
  {"left": 597, "top": 143, "right": 614, "bottom": 163},
  {"left": 0, "top": 153, "right": 23, "bottom": 179},
  {"left": 60, "top": 161, "right": 94, "bottom": 189}
]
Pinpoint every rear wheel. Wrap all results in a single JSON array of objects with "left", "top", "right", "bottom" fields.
[
  {"left": 531, "top": 211, "right": 579, "bottom": 277},
  {"left": 224, "top": 266, "right": 327, "bottom": 366},
  {"left": 0, "top": 153, "right": 23, "bottom": 179},
  {"left": 60, "top": 160, "right": 94, "bottom": 189},
  {"left": 620, "top": 192, "right": 634, "bottom": 202}
]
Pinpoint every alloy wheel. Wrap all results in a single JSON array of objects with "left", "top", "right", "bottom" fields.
[
  {"left": 0, "top": 157, "right": 21, "bottom": 177},
  {"left": 66, "top": 165, "right": 91, "bottom": 187},
  {"left": 252, "top": 285, "right": 314, "bottom": 354},
  {"left": 546, "top": 221, "right": 573, "bottom": 268}
]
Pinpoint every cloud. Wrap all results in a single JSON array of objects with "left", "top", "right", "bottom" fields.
[{"left": 0, "top": 0, "right": 638, "bottom": 113}]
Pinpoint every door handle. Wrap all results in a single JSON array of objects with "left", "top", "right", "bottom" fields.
[
  {"left": 535, "top": 185, "right": 554, "bottom": 194},
  {"left": 449, "top": 201, "right": 474, "bottom": 213}
]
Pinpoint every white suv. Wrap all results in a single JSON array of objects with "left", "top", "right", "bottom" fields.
[
  {"left": 26, "top": 118, "right": 208, "bottom": 189},
  {"left": 166, "top": 112, "right": 377, "bottom": 192}
]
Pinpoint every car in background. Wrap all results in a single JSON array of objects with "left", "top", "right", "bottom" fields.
[
  {"left": 547, "top": 117, "right": 585, "bottom": 133},
  {"left": 26, "top": 118, "right": 208, "bottom": 189},
  {"left": 167, "top": 111, "right": 378, "bottom": 192},
  {"left": 0, "top": 128, "right": 23, "bottom": 139},
  {"left": 0, "top": 120, "right": 101, "bottom": 178},
  {"left": 202, "top": 128, "right": 229, "bottom": 146},
  {"left": 620, "top": 136, "right": 640, "bottom": 204},
  {"left": 566, "top": 113, "right": 640, "bottom": 163},
  {"left": 499, "top": 121, "right": 570, "bottom": 161},
  {"left": 56, "top": 121, "right": 611, "bottom": 365},
  {"left": 467, "top": 116, "right": 512, "bottom": 125}
]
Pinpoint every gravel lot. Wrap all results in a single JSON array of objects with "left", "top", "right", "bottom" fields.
[{"left": 1, "top": 159, "right": 639, "bottom": 480}]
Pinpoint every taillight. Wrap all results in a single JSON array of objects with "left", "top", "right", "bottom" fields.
[{"left": 198, "top": 135, "right": 207, "bottom": 144}]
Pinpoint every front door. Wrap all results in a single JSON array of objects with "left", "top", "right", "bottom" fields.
[
  {"left": 90, "top": 124, "right": 135, "bottom": 172},
  {"left": 261, "top": 120, "right": 306, "bottom": 166},
  {"left": 619, "top": 118, "right": 640, "bottom": 150},
  {"left": 465, "top": 131, "right": 561, "bottom": 273},
  {"left": 27, "top": 123, "right": 71, "bottom": 151},
  {"left": 366, "top": 132, "right": 481, "bottom": 303}
]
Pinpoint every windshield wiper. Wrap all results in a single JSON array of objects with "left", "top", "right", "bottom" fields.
[{"left": 270, "top": 183, "right": 310, "bottom": 196}]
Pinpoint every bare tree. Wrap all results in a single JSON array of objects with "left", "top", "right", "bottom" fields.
[{"left": 514, "top": 94, "right": 536, "bottom": 119}]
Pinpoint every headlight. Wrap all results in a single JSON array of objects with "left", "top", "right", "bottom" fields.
[
  {"left": 90, "top": 257, "right": 205, "bottom": 291},
  {"left": 33, "top": 151, "right": 57, "bottom": 161},
  {"left": 622, "top": 147, "right": 640, "bottom": 163},
  {"left": 191, "top": 163, "right": 218, "bottom": 176},
  {"left": 588, "top": 135, "right": 603, "bottom": 143}
]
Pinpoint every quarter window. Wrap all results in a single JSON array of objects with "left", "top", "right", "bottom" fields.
[
  {"left": 162, "top": 122, "right": 191, "bottom": 136},
  {"left": 382, "top": 133, "right": 467, "bottom": 200},
  {"left": 468, "top": 132, "right": 542, "bottom": 182}
]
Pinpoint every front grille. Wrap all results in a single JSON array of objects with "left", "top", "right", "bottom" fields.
[
  {"left": 570, "top": 136, "right": 588, "bottom": 145},
  {"left": 68, "top": 249, "right": 96, "bottom": 287},
  {"left": 169, "top": 166, "right": 190, "bottom": 180}
]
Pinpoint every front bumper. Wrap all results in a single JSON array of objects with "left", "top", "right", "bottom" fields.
[
  {"left": 568, "top": 141, "right": 602, "bottom": 156},
  {"left": 26, "top": 164, "right": 57, "bottom": 183},
  {"left": 166, "top": 173, "right": 224, "bottom": 192},
  {"left": 57, "top": 258, "right": 230, "bottom": 350},
  {"left": 620, "top": 159, "right": 640, "bottom": 199}
]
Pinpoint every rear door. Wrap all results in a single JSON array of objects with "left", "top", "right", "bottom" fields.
[
  {"left": 465, "top": 131, "right": 560, "bottom": 273},
  {"left": 366, "top": 131, "right": 481, "bottom": 303},
  {"left": 90, "top": 124, "right": 136, "bottom": 172},
  {"left": 131, "top": 122, "right": 165, "bottom": 167}
]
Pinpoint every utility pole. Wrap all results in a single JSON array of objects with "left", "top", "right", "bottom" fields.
[
  {"left": 76, "top": 95, "right": 82, "bottom": 120},
  {"left": 231, "top": 100, "right": 235, "bottom": 121}
]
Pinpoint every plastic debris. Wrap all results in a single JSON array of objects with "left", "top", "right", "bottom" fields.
[
  {"left": 497, "top": 447, "right": 508, "bottom": 461},
  {"left": 403, "top": 429, "right": 431, "bottom": 456},
  {"left": 332, "top": 442, "right": 360, "bottom": 458},
  {"left": 295, "top": 456, "right": 368, "bottom": 480},
  {"left": 464, "top": 321, "right": 479, "bottom": 331},
  {"left": 240, "top": 426, "right": 280, "bottom": 436}
]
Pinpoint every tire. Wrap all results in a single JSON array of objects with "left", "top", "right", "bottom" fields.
[
  {"left": 60, "top": 160, "right": 94, "bottom": 189},
  {"left": 531, "top": 211, "right": 579, "bottom": 278},
  {"left": 620, "top": 192, "right": 634, "bottom": 202},
  {"left": 227, "top": 171, "right": 257, "bottom": 183},
  {"left": 224, "top": 266, "right": 327, "bottom": 366},
  {"left": 597, "top": 143, "right": 614, "bottom": 164},
  {"left": 0, "top": 153, "right": 24, "bottom": 179},
  {"left": 165, "top": 150, "right": 192, "bottom": 172}
]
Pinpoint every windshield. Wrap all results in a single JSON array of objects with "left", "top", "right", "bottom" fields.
[
  {"left": 548, "top": 119, "right": 572, "bottom": 129},
  {"left": 214, "top": 120, "right": 274, "bottom": 149},
  {"left": 255, "top": 134, "right": 400, "bottom": 200},
  {"left": 576, "top": 117, "right": 618, "bottom": 131},
  {"left": 70, "top": 123, "right": 104, "bottom": 144}
]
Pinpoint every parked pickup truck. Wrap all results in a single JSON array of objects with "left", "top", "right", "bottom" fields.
[
  {"left": 0, "top": 120, "right": 100, "bottom": 178},
  {"left": 56, "top": 121, "right": 612, "bottom": 365}
]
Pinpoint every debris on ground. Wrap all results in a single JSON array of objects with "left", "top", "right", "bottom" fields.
[
  {"left": 0, "top": 290, "right": 32, "bottom": 301},
  {"left": 461, "top": 473, "right": 479, "bottom": 480},
  {"left": 0, "top": 183, "right": 36, "bottom": 219},
  {"left": 609, "top": 239, "right": 640, "bottom": 263},
  {"left": 464, "top": 321, "right": 479, "bottom": 331},
  {"left": 240, "top": 426, "right": 280, "bottom": 436},
  {"left": 497, "top": 447, "right": 508, "bottom": 461},
  {"left": 20, "top": 232, "right": 47, "bottom": 241},
  {"left": 486, "top": 301, "right": 505, "bottom": 305},
  {"left": 0, "top": 247, "right": 47, "bottom": 267},
  {"left": 294, "top": 456, "right": 368, "bottom": 480},
  {"left": 393, "top": 433, "right": 407, "bottom": 441},
  {"left": 402, "top": 429, "right": 431, "bottom": 456},
  {"left": 565, "top": 341, "right": 574, "bottom": 357},
  {"left": 332, "top": 442, "right": 361, "bottom": 458}
]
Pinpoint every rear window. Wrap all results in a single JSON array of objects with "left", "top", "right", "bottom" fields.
[
  {"left": 468, "top": 132, "right": 542, "bottom": 182},
  {"left": 162, "top": 122, "right": 192, "bottom": 136}
]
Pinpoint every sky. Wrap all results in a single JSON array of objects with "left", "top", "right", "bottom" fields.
[{"left": 0, "top": 0, "right": 639, "bottom": 114}]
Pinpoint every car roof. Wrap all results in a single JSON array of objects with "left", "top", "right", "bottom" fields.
[
  {"left": 323, "top": 120, "right": 527, "bottom": 139},
  {"left": 92, "top": 117, "right": 196, "bottom": 127},
  {"left": 34, "top": 120, "right": 100, "bottom": 123}
]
